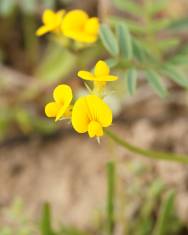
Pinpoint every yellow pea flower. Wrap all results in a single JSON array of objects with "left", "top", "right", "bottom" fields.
[
  {"left": 45, "top": 84, "right": 73, "bottom": 121},
  {"left": 36, "top": 9, "right": 65, "bottom": 36},
  {"left": 78, "top": 60, "right": 118, "bottom": 94},
  {"left": 62, "top": 9, "right": 99, "bottom": 43},
  {"left": 72, "top": 95, "right": 112, "bottom": 138},
  {"left": 78, "top": 60, "right": 118, "bottom": 82}
]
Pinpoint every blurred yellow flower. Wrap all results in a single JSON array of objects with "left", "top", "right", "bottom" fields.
[
  {"left": 36, "top": 9, "right": 65, "bottom": 36},
  {"left": 78, "top": 60, "right": 118, "bottom": 94},
  {"left": 78, "top": 60, "right": 118, "bottom": 82},
  {"left": 72, "top": 95, "right": 112, "bottom": 138},
  {"left": 45, "top": 84, "right": 72, "bottom": 121},
  {"left": 62, "top": 9, "right": 99, "bottom": 43}
]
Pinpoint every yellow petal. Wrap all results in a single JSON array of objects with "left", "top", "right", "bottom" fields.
[
  {"left": 80, "top": 34, "right": 97, "bottom": 43},
  {"left": 96, "top": 75, "right": 118, "bottom": 81},
  {"left": 57, "top": 10, "right": 65, "bottom": 18},
  {"left": 66, "top": 32, "right": 97, "bottom": 43},
  {"left": 72, "top": 96, "right": 90, "bottom": 133},
  {"left": 94, "top": 60, "right": 109, "bottom": 77},
  {"left": 72, "top": 95, "right": 112, "bottom": 135},
  {"left": 88, "top": 121, "right": 103, "bottom": 138},
  {"left": 85, "top": 95, "right": 112, "bottom": 127},
  {"left": 55, "top": 10, "right": 65, "bottom": 27},
  {"left": 53, "top": 84, "right": 72, "bottom": 105},
  {"left": 62, "top": 9, "right": 88, "bottom": 37},
  {"left": 61, "top": 10, "right": 98, "bottom": 43},
  {"left": 45, "top": 102, "right": 61, "bottom": 117},
  {"left": 77, "top": 71, "right": 95, "bottom": 81},
  {"left": 36, "top": 25, "right": 51, "bottom": 36},
  {"left": 55, "top": 105, "right": 69, "bottom": 122},
  {"left": 85, "top": 17, "right": 99, "bottom": 35},
  {"left": 41, "top": 9, "right": 64, "bottom": 34},
  {"left": 42, "top": 9, "right": 56, "bottom": 25}
]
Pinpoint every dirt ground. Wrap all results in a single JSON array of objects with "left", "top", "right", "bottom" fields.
[{"left": 0, "top": 92, "right": 188, "bottom": 228}]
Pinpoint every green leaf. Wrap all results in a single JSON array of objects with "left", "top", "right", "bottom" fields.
[
  {"left": 162, "top": 65, "right": 188, "bottom": 88},
  {"left": 40, "top": 203, "right": 56, "bottom": 235},
  {"left": 141, "top": 41, "right": 160, "bottom": 64},
  {"left": 116, "top": 22, "right": 133, "bottom": 60},
  {"left": 145, "top": 70, "right": 168, "bottom": 97},
  {"left": 132, "top": 39, "right": 147, "bottom": 62},
  {"left": 153, "top": 191, "right": 175, "bottom": 235},
  {"left": 133, "top": 39, "right": 157, "bottom": 63},
  {"left": 100, "top": 24, "right": 119, "bottom": 56},
  {"left": 127, "top": 68, "right": 137, "bottom": 95}
]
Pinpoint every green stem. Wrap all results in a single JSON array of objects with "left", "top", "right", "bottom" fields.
[
  {"left": 106, "top": 161, "right": 116, "bottom": 235},
  {"left": 105, "top": 129, "right": 188, "bottom": 164}
]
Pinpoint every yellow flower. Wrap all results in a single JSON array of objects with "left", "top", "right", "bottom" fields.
[
  {"left": 45, "top": 84, "right": 72, "bottom": 121},
  {"left": 72, "top": 95, "right": 112, "bottom": 138},
  {"left": 36, "top": 9, "right": 65, "bottom": 36},
  {"left": 78, "top": 60, "right": 118, "bottom": 82},
  {"left": 62, "top": 9, "right": 99, "bottom": 43},
  {"left": 78, "top": 60, "right": 118, "bottom": 95}
]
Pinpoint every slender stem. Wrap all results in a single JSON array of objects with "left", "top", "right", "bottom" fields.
[
  {"left": 105, "top": 129, "right": 188, "bottom": 164},
  {"left": 106, "top": 161, "right": 116, "bottom": 235}
]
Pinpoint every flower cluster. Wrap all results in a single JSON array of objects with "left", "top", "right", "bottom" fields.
[
  {"left": 36, "top": 9, "right": 99, "bottom": 44},
  {"left": 45, "top": 60, "right": 118, "bottom": 139}
]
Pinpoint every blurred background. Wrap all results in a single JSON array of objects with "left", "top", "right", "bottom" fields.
[{"left": 0, "top": 0, "right": 188, "bottom": 234}]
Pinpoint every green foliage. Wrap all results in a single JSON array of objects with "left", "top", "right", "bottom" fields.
[
  {"left": 100, "top": 24, "right": 119, "bottom": 56},
  {"left": 127, "top": 68, "right": 138, "bottom": 95},
  {"left": 116, "top": 22, "right": 133, "bottom": 60},
  {"left": 161, "top": 65, "right": 188, "bottom": 88},
  {"left": 40, "top": 203, "right": 56, "bottom": 235},
  {"left": 153, "top": 191, "right": 176, "bottom": 235},
  {"left": 1, "top": 0, "right": 188, "bottom": 141},
  {"left": 106, "top": 0, "right": 188, "bottom": 97},
  {"left": 1, "top": 1, "right": 188, "bottom": 234},
  {"left": 145, "top": 70, "right": 167, "bottom": 98}
]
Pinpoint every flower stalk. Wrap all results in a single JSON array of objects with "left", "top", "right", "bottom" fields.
[{"left": 105, "top": 129, "right": 188, "bottom": 164}]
